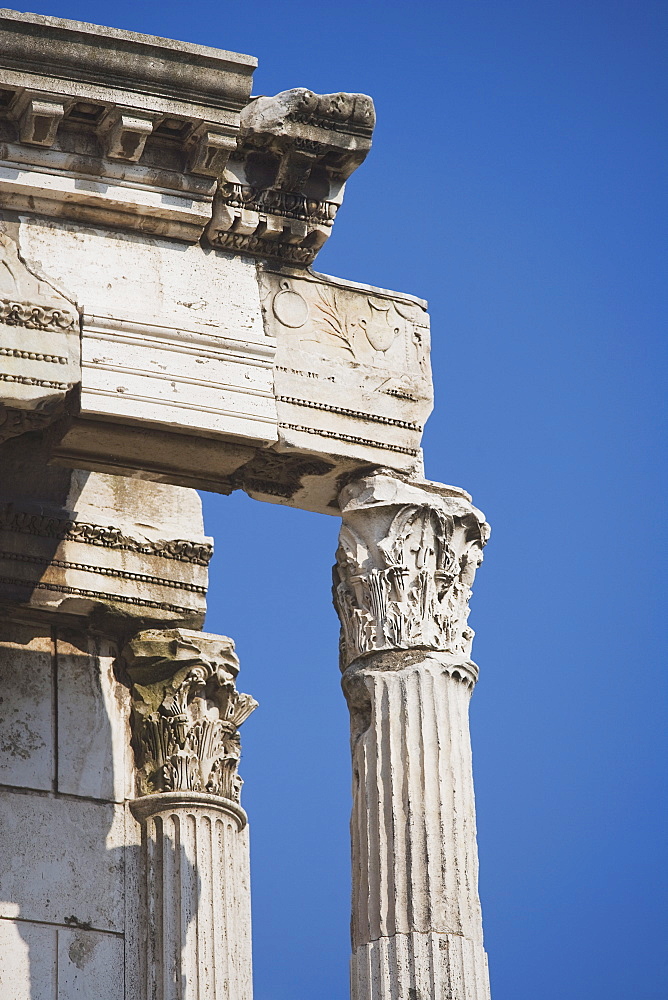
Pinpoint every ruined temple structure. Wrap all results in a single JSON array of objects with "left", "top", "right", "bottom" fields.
[{"left": 0, "top": 10, "right": 492, "bottom": 999}]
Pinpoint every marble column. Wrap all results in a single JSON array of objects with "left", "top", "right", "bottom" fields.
[
  {"left": 123, "top": 628, "right": 257, "bottom": 1000},
  {"left": 333, "top": 473, "right": 492, "bottom": 1000}
]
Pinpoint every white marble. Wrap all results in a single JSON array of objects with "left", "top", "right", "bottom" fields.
[
  {"left": 0, "top": 625, "right": 54, "bottom": 791},
  {"left": 132, "top": 794, "right": 253, "bottom": 1000},
  {"left": 0, "top": 10, "right": 255, "bottom": 240},
  {"left": 18, "top": 217, "right": 278, "bottom": 456},
  {"left": 0, "top": 466, "right": 211, "bottom": 626},
  {"left": 334, "top": 473, "right": 492, "bottom": 1000},
  {"left": 58, "top": 927, "right": 124, "bottom": 1000},
  {"left": 260, "top": 267, "right": 432, "bottom": 475},
  {"left": 0, "top": 229, "right": 79, "bottom": 442},
  {"left": 0, "top": 790, "right": 127, "bottom": 932},
  {"left": 0, "top": 913, "right": 57, "bottom": 1000},
  {"left": 57, "top": 633, "right": 131, "bottom": 803}
]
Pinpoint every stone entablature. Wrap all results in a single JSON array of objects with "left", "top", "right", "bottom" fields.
[
  {"left": 0, "top": 12, "right": 374, "bottom": 257},
  {"left": 0, "top": 215, "right": 430, "bottom": 513},
  {"left": 0, "top": 10, "right": 256, "bottom": 241},
  {"left": 0, "top": 13, "right": 494, "bottom": 1000},
  {"left": 0, "top": 230, "right": 79, "bottom": 441},
  {"left": 0, "top": 451, "right": 211, "bottom": 627},
  {"left": 206, "top": 88, "right": 374, "bottom": 265}
]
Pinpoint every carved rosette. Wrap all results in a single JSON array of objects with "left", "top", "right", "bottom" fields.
[
  {"left": 123, "top": 629, "right": 257, "bottom": 803},
  {"left": 333, "top": 475, "right": 489, "bottom": 670}
]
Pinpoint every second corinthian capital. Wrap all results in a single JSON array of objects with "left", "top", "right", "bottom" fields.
[{"left": 333, "top": 472, "right": 490, "bottom": 671}]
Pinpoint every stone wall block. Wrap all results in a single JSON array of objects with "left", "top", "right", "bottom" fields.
[
  {"left": 57, "top": 926, "right": 124, "bottom": 1000},
  {"left": 0, "top": 626, "right": 54, "bottom": 791},
  {"left": 0, "top": 790, "right": 126, "bottom": 932},
  {"left": 56, "top": 632, "right": 131, "bottom": 802},
  {"left": 0, "top": 913, "right": 57, "bottom": 1000}
]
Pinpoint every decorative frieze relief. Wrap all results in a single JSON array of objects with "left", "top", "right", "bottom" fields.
[
  {"left": 0, "top": 298, "right": 76, "bottom": 332},
  {"left": 0, "top": 481, "right": 211, "bottom": 626},
  {"left": 0, "top": 506, "right": 213, "bottom": 565},
  {"left": 205, "top": 87, "right": 375, "bottom": 265},
  {"left": 124, "top": 629, "right": 257, "bottom": 802},
  {"left": 260, "top": 267, "right": 432, "bottom": 470},
  {"left": 333, "top": 473, "right": 490, "bottom": 669}
]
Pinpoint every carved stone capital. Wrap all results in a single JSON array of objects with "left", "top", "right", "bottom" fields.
[
  {"left": 205, "top": 87, "right": 375, "bottom": 265},
  {"left": 333, "top": 473, "right": 490, "bottom": 670},
  {"left": 123, "top": 628, "right": 257, "bottom": 803}
]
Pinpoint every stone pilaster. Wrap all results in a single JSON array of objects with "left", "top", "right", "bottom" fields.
[
  {"left": 333, "top": 472, "right": 491, "bottom": 1000},
  {"left": 123, "top": 628, "right": 257, "bottom": 1000}
]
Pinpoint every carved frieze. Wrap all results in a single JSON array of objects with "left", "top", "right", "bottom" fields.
[
  {"left": 0, "top": 232, "right": 79, "bottom": 441},
  {"left": 333, "top": 474, "right": 489, "bottom": 668},
  {"left": 124, "top": 629, "right": 257, "bottom": 802},
  {"left": 205, "top": 88, "right": 375, "bottom": 265},
  {"left": 260, "top": 267, "right": 432, "bottom": 470},
  {"left": 0, "top": 498, "right": 211, "bottom": 626}
]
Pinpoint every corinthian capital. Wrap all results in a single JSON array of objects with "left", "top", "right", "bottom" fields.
[
  {"left": 333, "top": 473, "right": 490, "bottom": 670},
  {"left": 123, "top": 629, "right": 257, "bottom": 802}
]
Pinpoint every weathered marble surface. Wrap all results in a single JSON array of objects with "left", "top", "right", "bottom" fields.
[
  {"left": 123, "top": 628, "right": 257, "bottom": 802},
  {"left": 57, "top": 632, "right": 132, "bottom": 801},
  {"left": 334, "top": 474, "right": 492, "bottom": 1000},
  {"left": 0, "top": 215, "right": 433, "bottom": 512},
  {"left": 124, "top": 629, "right": 256, "bottom": 1000},
  {"left": 0, "top": 230, "right": 79, "bottom": 442},
  {"left": 0, "top": 11, "right": 495, "bottom": 1000},
  {"left": 0, "top": 9, "right": 256, "bottom": 240},
  {"left": 260, "top": 266, "right": 431, "bottom": 472},
  {"left": 0, "top": 621, "right": 145, "bottom": 1000},
  {"left": 0, "top": 439, "right": 211, "bottom": 626},
  {"left": 206, "top": 88, "right": 374, "bottom": 266},
  {"left": 0, "top": 625, "right": 54, "bottom": 791},
  {"left": 17, "top": 216, "right": 277, "bottom": 465}
]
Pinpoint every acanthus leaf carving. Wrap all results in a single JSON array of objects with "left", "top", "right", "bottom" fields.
[
  {"left": 334, "top": 488, "right": 488, "bottom": 668},
  {"left": 123, "top": 629, "right": 257, "bottom": 802}
]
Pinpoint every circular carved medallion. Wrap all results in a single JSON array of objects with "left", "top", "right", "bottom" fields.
[{"left": 272, "top": 281, "right": 309, "bottom": 328}]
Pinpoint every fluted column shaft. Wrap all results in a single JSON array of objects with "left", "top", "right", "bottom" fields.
[
  {"left": 334, "top": 474, "right": 491, "bottom": 1000},
  {"left": 123, "top": 629, "right": 257, "bottom": 1000},
  {"left": 132, "top": 792, "right": 252, "bottom": 1000}
]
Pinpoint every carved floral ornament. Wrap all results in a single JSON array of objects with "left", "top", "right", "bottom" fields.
[
  {"left": 262, "top": 272, "right": 430, "bottom": 374},
  {"left": 271, "top": 279, "right": 411, "bottom": 357},
  {"left": 333, "top": 498, "right": 489, "bottom": 668},
  {"left": 123, "top": 629, "right": 257, "bottom": 803}
]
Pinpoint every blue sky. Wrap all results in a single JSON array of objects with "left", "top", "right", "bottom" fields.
[{"left": 25, "top": 1, "right": 667, "bottom": 996}]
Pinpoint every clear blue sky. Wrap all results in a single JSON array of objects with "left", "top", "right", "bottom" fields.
[{"left": 26, "top": 2, "right": 667, "bottom": 997}]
